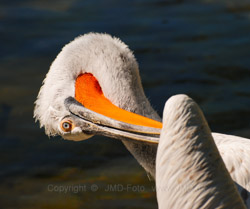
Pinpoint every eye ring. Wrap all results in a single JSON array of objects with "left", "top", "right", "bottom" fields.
[{"left": 60, "top": 119, "right": 73, "bottom": 132}]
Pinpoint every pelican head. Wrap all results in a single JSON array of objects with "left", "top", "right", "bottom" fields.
[{"left": 34, "top": 33, "right": 161, "bottom": 143}]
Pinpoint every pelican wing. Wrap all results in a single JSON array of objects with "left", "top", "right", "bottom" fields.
[{"left": 156, "top": 95, "right": 246, "bottom": 208}]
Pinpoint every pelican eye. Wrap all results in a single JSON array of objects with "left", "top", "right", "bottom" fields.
[{"left": 60, "top": 120, "right": 73, "bottom": 132}]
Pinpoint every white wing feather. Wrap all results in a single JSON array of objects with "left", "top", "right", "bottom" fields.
[
  {"left": 213, "top": 132, "right": 250, "bottom": 207},
  {"left": 213, "top": 132, "right": 250, "bottom": 191}
]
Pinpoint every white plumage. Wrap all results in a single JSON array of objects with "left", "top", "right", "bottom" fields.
[{"left": 34, "top": 33, "right": 250, "bottom": 206}]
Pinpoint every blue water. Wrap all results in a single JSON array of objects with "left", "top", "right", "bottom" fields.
[{"left": 1, "top": 0, "right": 250, "bottom": 208}]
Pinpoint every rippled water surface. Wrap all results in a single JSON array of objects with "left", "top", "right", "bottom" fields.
[{"left": 1, "top": 0, "right": 250, "bottom": 208}]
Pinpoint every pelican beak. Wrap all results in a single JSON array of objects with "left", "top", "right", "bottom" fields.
[
  {"left": 59, "top": 73, "right": 162, "bottom": 143},
  {"left": 62, "top": 97, "right": 161, "bottom": 144}
]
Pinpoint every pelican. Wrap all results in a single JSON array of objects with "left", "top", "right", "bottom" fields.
[
  {"left": 34, "top": 33, "right": 250, "bottom": 203},
  {"left": 156, "top": 94, "right": 246, "bottom": 209}
]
